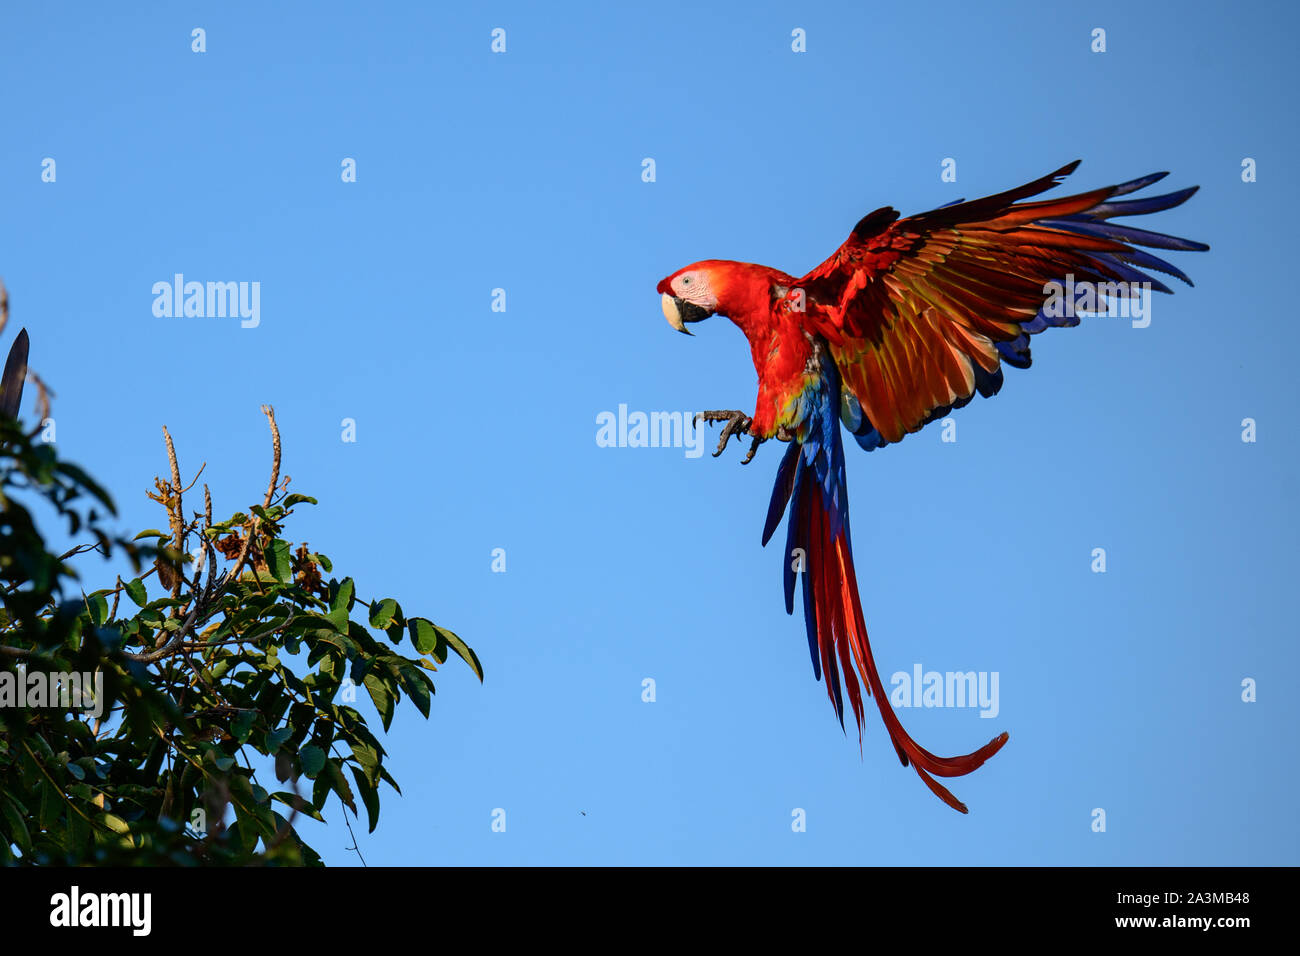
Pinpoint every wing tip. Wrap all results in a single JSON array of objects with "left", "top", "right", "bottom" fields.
[
  {"left": 1056, "top": 159, "right": 1083, "bottom": 178},
  {"left": 851, "top": 206, "right": 900, "bottom": 239}
]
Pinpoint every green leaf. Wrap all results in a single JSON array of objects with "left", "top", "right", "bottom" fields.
[
  {"left": 436, "top": 625, "right": 483, "bottom": 682},
  {"left": 124, "top": 578, "right": 147, "bottom": 607},
  {"left": 236, "top": 797, "right": 278, "bottom": 840},
  {"left": 265, "top": 538, "right": 292, "bottom": 583},
  {"left": 85, "top": 592, "right": 109, "bottom": 626},
  {"left": 271, "top": 791, "right": 324, "bottom": 822},
  {"left": 282, "top": 493, "right": 317, "bottom": 508},
  {"left": 325, "top": 759, "right": 357, "bottom": 815},
  {"left": 312, "top": 772, "right": 332, "bottom": 814},
  {"left": 67, "top": 798, "right": 89, "bottom": 852},
  {"left": 0, "top": 796, "right": 31, "bottom": 850},
  {"left": 232, "top": 709, "right": 256, "bottom": 743},
  {"left": 132, "top": 529, "right": 169, "bottom": 541},
  {"left": 29, "top": 734, "right": 56, "bottom": 763},
  {"left": 39, "top": 781, "right": 62, "bottom": 830},
  {"left": 350, "top": 764, "right": 380, "bottom": 833},
  {"left": 368, "top": 598, "right": 398, "bottom": 631},
  {"left": 229, "top": 602, "right": 265, "bottom": 633},
  {"left": 378, "top": 765, "right": 402, "bottom": 797},
  {"left": 331, "top": 578, "right": 354, "bottom": 614},
  {"left": 399, "top": 663, "right": 433, "bottom": 718},
  {"left": 363, "top": 673, "right": 395, "bottom": 731},
  {"left": 408, "top": 617, "right": 437, "bottom": 655},
  {"left": 266, "top": 726, "right": 293, "bottom": 754},
  {"left": 299, "top": 744, "right": 326, "bottom": 778},
  {"left": 326, "top": 605, "right": 349, "bottom": 633},
  {"left": 349, "top": 741, "right": 381, "bottom": 787}
]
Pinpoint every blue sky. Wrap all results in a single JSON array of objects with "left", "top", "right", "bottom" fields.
[{"left": 2, "top": 0, "right": 1296, "bottom": 864}]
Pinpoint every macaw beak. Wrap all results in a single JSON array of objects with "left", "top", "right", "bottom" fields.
[{"left": 661, "top": 293, "right": 712, "bottom": 336}]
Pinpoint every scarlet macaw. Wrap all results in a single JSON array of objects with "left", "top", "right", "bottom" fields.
[{"left": 658, "top": 161, "right": 1206, "bottom": 812}]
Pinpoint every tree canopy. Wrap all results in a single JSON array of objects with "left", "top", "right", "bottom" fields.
[{"left": 0, "top": 298, "right": 480, "bottom": 865}]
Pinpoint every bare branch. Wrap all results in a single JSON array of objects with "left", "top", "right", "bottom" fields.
[
  {"left": 26, "top": 371, "right": 52, "bottom": 429},
  {"left": 227, "top": 405, "right": 282, "bottom": 584},
  {"left": 160, "top": 426, "right": 185, "bottom": 603},
  {"left": 122, "top": 602, "right": 201, "bottom": 664},
  {"left": 261, "top": 404, "right": 281, "bottom": 511}
]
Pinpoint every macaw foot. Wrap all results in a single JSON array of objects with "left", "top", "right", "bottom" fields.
[{"left": 693, "top": 409, "right": 764, "bottom": 464}]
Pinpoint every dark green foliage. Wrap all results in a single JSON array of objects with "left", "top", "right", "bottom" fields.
[{"left": 0, "top": 408, "right": 480, "bottom": 866}]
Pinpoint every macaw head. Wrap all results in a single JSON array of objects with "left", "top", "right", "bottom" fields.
[
  {"left": 656, "top": 261, "right": 727, "bottom": 335},
  {"left": 657, "top": 264, "right": 719, "bottom": 335},
  {"left": 657, "top": 260, "right": 793, "bottom": 336}
]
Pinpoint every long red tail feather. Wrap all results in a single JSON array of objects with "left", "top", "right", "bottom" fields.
[{"left": 811, "top": 497, "right": 1008, "bottom": 813}]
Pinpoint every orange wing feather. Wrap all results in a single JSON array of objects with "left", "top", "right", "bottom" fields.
[{"left": 797, "top": 161, "right": 1208, "bottom": 448}]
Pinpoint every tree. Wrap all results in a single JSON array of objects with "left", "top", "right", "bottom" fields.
[{"left": 0, "top": 287, "right": 481, "bottom": 865}]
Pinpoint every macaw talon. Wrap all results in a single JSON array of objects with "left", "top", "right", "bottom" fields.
[
  {"left": 740, "top": 434, "right": 764, "bottom": 465},
  {"left": 694, "top": 409, "right": 755, "bottom": 458}
]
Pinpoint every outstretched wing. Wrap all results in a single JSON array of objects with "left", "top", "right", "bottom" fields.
[{"left": 797, "top": 161, "right": 1208, "bottom": 450}]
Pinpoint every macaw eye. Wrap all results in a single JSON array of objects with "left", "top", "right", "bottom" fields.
[{"left": 681, "top": 276, "right": 692, "bottom": 286}]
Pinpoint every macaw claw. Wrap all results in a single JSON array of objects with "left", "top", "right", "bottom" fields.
[{"left": 694, "top": 409, "right": 764, "bottom": 463}]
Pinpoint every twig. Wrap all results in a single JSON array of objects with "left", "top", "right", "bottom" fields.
[
  {"left": 261, "top": 405, "right": 281, "bottom": 510},
  {"left": 26, "top": 371, "right": 52, "bottom": 428},
  {"left": 161, "top": 426, "right": 184, "bottom": 602},
  {"left": 339, "top": 792, "right": 367, "bottom": 867},
  {"left": 1, "top": 542, "right": 102, "bottom": 596},
  {"left": 109, "top": 574, "right": 122, "bottom": 622},
  {"left": 121, "top": 602, "right": 201, "bottom": 663},
  {"left": 227, "top": 405, "right": 282, "bottom": 583}
]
